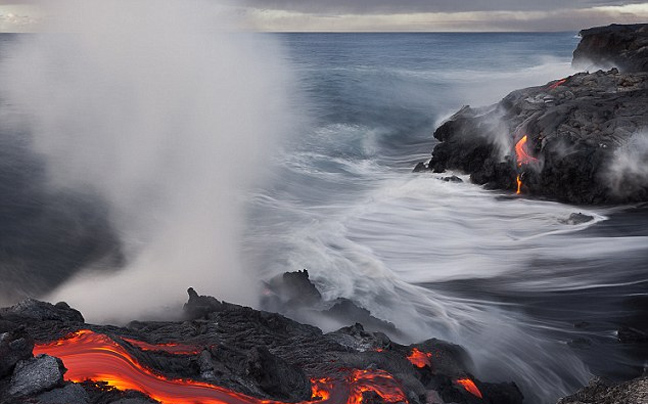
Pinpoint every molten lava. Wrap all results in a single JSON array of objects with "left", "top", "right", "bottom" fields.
[
  {"left": 121, "top": 337, "right": 201, "bottom": 355},
  {"left": 514, "top": 135, "right": 537, "bottom": 195},
  {"left": 406, "top": 348, "right": 433, "bottom": 368},
  {"left": 34, "top": 330, "right": 408, "bottom": 404},
  {"left": 455, "top": 378, "right": 483, "bottom": 399},
  {"left": 514, "top": 135, "right": 537, "bottom": 167},
  {"left": 548, "top": 79, "right": 567, "bottom": 90}
]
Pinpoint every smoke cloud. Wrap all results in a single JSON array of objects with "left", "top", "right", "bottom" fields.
[
  {"left": 605, "top": 130, "right": 648, "bottom": 198},
  {"left": 0, "top": 0, "right": 297, "bottom": 322}
]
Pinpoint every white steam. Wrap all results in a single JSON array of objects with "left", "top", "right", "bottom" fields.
[
  {"left": 0, "top": 0, "right": 296, "bottom": 322},
  {"left": 606, "top": 130, "right": 648, "bottom": 197}
]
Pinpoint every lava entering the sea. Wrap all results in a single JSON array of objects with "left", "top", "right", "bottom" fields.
[
  {"left": 33, "top": 330, "right": 408, "bottom": 404},
  {"left": 514, "top": 135, "right": 538, "bottom": 194}
]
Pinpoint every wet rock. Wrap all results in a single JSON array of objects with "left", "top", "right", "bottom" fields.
[
  {"left": 0, "top": 329, "right": 34, "bottom": 378},
  {"left": 36, "top": 383, "right": 90, "bottom": 404},
  {"left": 441, "top": 175, "right": 463, "bottom": 183},
  {"left": 560, "top": 213, "right": 595, "bottom": 225},
  {"left": 7, "top": 354, "right": 65, "bottom": 397},
  {"left": 573, "top": 24, "right": 648, "bottom": 73},
  {"left": 261, "top": 270, "right": 399, "bottom": 336},
  {"left": 262, "top": 269, "right": 323, "bottom": 311},
  {"left": 557, "top": 376, "right": 648, "bottom": 404},
  {"left": 618, "top": 326, "right": 648, "bottom": 343}
]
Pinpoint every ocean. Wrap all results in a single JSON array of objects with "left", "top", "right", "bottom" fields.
[
  {"left": 0, "top": 31, "right": 646, "bottom": 404},
  {"left": 242, "top": 33, "right": 648, "bottom": 403}
]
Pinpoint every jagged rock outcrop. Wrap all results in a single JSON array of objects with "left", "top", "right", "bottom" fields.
[
  {"left": 573, "top": 24, "right": 648, "bottom": 73},
  {"left": 418, "top": 69, "right": 648, "bottom": 204}
]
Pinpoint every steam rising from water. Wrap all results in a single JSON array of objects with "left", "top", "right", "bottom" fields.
[
  {"left": 606, "top": 131, "right": 648, "bottom": 197},
  {"left": 0, "top": 0, "right": 296, "bottom": 321}
]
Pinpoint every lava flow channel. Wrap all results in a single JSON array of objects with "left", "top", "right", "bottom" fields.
[
  {"left": 514, "top": 135, "right": 538, "bottom": 195},
  {"left": 34, "top": 330, "right": 408, "bottom": 404}
]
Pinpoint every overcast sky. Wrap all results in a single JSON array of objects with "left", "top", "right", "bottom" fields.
[{"left": 0, "top": 0, "right": 647, "bottom": 32}]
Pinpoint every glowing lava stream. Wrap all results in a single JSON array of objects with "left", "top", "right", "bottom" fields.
[
  {"left": 456, "top": 379, "right": 483, "bottom": 399},
  {"left": 514, "top": 135, "right": 537, "bottom": 195},
  {"left": 34, "top": 330, "right": 408, "bottom": 404}
]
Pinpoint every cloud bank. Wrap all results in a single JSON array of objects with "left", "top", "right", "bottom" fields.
[{"left": 1, "top": 1, "right": 647, "bottom": 32}]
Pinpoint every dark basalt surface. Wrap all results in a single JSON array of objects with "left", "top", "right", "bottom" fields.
[
  {"left": 557, "top": 377, "right": 648, "bottom": 404},
  {"left": 417, "top": 23, "right": 648, "bottom": 205},
  {"left": 573, "top": 24, "right": 648, "bottom": 73},
  {"left": 417, "top": 68, "right": 648, "bottom": 205},
  {"left": 0, "top": 290, "right": 523, "bottom": 404}
]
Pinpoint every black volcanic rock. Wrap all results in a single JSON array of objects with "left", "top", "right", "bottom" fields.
[
  {"left": 0, "top": 329, "right": 34, "bottom": 379},
  {"left": 0, "top": 292, "right": 524, "bottom": 404},
  {"left": 573, "top": 24, "right": 648, "bottom": 73},
  {"left": 7, "top": 354, "right": 65, "bottom": 397},
  {"left": 422, "top": 68, "right": 648, "bottom": 204},
  {"left": 557, "top": 376, "right": 648, "bottom": 404}
]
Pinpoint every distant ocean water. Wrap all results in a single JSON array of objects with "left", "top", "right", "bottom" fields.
[
  {"left": 242, "top": 33, "right": 648, "bottom": 403},
  {"left": 0, "top": 31, "right": 646, "bottom": 404}
]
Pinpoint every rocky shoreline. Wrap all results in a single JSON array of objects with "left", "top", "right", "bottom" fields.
[
  {"left": 415, "top": 23, "right": 648, "bottom": 205},
  {"left": 0, "top": 289, "right": 524, "bottom": 404}
]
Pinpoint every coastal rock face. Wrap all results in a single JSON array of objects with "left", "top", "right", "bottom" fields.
[
  {"left": 418, "top": 23, "right": 648, "bottom": 205},
  {"left": 421, "top": 68, "right": 648, "bottom": 204},
  {"left": 573, "top": 24, "right": 648, "bottom": 73}
]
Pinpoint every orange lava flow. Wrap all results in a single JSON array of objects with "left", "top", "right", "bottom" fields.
[
  {"left": 455, "top": 379, "right": 483, "bottom": 399},
  {"left": 514, "top": 135, "right": 537, "bottom": 194},
  {"left": 34, "top": 330, "right": 408, "bottom": 404},
  {"left": 548, "top": 79, "right": 567, "bottom": 89},
  {"left": 406, "top": 348, "right": 433, "bottom": 368},
  {"left": 514, "top": 135, "right": 537, "bottom": 167},
  {"left": 121, "top": 337, "right": 201, "bottom": 355}
]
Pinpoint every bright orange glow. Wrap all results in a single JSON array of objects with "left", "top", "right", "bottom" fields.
[
  {"left": 455, "top": 378, "right": 483, "bottom": 399},
  {"left": 121, "top": 337, "right": 201, "bottom": 355},
  {"left": 515, "top": 135, "right": 537, "bottom": 167},
  {"left": 516, "top": 175, "right": 522, "bottom": 195},
  {"left": 406, "top": 348, "right": 432, "bottom": 368},
  {"left": 548, "top": 79, "right": 567, "bottom": 89},
  {"left": 34, "top": 330, "right": 408, "bottom": 404}
]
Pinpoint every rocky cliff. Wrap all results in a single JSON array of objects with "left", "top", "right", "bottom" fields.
[{"left": 416, "top": 24, "right": 648, "bottom": 205}]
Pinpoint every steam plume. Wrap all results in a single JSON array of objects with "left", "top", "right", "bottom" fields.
[{"left": 0, "top": 0, "right": 296, "bottom": 321}]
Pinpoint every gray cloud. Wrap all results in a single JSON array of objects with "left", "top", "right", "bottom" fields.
[{"left": 241, "top": 0, "right": 648, "bottom": 15}]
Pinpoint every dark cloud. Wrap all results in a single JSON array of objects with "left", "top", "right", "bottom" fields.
[{"left": 241, "top": 0, "right": 647, "bottom": 14}]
